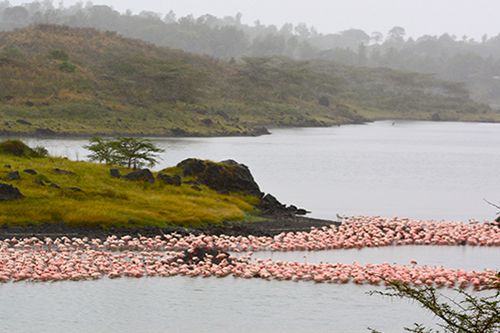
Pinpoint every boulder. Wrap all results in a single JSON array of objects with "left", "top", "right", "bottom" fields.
[
  {"left": 24, "top": 169, "right": 37, "bottom": 175},
  {"left": 123, "top": 169, "right": 155, "bottom": 184},
  {"left": 4, "top": 165, "right": 11, "bottom": 169},
  {"left": 259, "top": 194, "right": 287, "bottom": 214},
  {"left": 110, "top": 169, "right": 121, "bottom": 178},
  {"left": 0, "top": 183, "right": 23, "bottom": 201},
  {"left": 176, "top": 159, "right": 261, "bottom": 196},
  {"left": 52, "top": 168, "right": 76, "bottom": 176},
  {"left": 158, "top": 174, "right": 181, "bottom": 186},
  {"left": 258, "top": 194, "right": 309, "bottom": 216},
  {"left": 5, "top": 171, "right": 20, "bottom": 181}
]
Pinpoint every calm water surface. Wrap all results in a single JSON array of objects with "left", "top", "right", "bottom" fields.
[
  {"left": 19, "top": 121, "right": 500, "bottom": 221},
  {"left": 3, "top": 121, "right": 499, "bottom": 332}
]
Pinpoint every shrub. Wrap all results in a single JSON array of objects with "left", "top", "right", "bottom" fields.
[
  {"left": 59, "top": 60, "right": 76, "bottom": 73},
  {"left": 0, "top": 140, "right": 49, "bottom": 157},
  {"left": 49, "top": 49, "right": 69, "bottom": 61}
]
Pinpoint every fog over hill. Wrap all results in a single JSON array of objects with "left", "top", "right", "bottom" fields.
[{"left": 1, "top": 1, "right": 500, "bottom": 107}]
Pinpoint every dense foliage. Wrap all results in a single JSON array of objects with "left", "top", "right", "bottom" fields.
[
  {"left": 85, "top": 137, "right": 164, "bottom": 169},
  {"left": 1, "top": 1, "right": 499, "bottom": 107}
]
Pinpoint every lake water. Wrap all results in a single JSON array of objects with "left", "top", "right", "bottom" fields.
[
  {"left": 18, "top": 121, "right": 500, "bottom": 221},
  {"left": 2, "top": 121, "right": 500, "bottom": 332}
]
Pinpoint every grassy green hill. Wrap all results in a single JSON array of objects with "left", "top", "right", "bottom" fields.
[
  {"left": 0, "top": 140, "right": 258, "bottom": 228},
  {"left": 0, "top": 25, "right": 497, "bottom": 137}
]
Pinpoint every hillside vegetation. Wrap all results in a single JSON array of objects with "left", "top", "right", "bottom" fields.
[
  {"left": 1, "top": 2, "right": 500, "bottom": 107},
  {"left": 0, "top": 140, "right": 258, "bottom": 228},
  {"left": 0, "top": 25, "right": 496, "bottom": 137}
]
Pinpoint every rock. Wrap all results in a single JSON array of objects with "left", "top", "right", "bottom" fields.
[
  {"left": 33, "top": 179, "right": 45, "bottom": 186},
  {"left": 318, "top": 95, "right": 330, "bottom": 107},
  {"left": 257, "top": 194, "right": 309, "bottom": 216},
  {"left": 110, "top": 169, "right": 121, "bottom": 178},
  {"left": 49, "top": 183, "right": 61, "bottom": 189},
  {"left": 176, "top": 159, "right": 262, "bottom": 196},
  {"left": 4, "top": 165, "right": 11, "bottom": 169},
  {"left": 5, "top": 171, "right": 20, "bottom": 181},
  {"left": 24, "top": 169, "right": 37, "bottom": 175},
  {"left": 178, "top": 159, "right": 206, "bottom": 176},
  {"left": 295, "top": 208, "right": 308, "bottom": 216},
  {"left": 158, "top": 174, "right": 181, "bottom": 186},
  {"left": 16, "top": 119, "right": 32, "bottom": 126},
  {"left": 181, "top": 247, "right": 232, "bottom": 265},
  {"left": 171, "top": 128, "right": 188, "bottom": 136},
  {"left": 35, "top": 128, "right": 57, "bottom": 136},
  {"left": 123, "top": 169, "right": 155, "bottom": 184},
  {"left": 252, "top": 127, "right": 271, "bottom": 136},
  {"left": 52, "top": 168, "right": 76, "bottom": 176},
  {"left": 67, "top": 187, "right": 83, "bottom": 192},
  {"left": 259, "top": 194, "right": 287, "bottom": 214},
  {"left": 0, "top": 183, "right": 23, "bottom": 201},
  {"left": 201, "top": 118, "right": 213, "bottom": 127}
]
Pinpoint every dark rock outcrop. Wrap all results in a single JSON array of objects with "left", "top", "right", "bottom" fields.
[
  {"left": 35, "top": 128, "right": 57, "bottom": 136},
  {"left": 5, "top": 171, "right": 20, "bottom": 181},
  {"left": 0, "top": 183, "right": 23, "bottom": 201},
  {"left": 52, "top": 168, "right": 76, "bottom": 176},
  {"left": 157, "top": 174, "right": 181, "bottom": 186},
  {"left": 110, "top": 169, "right": 121, "bottom": 178},
  {"left": 24, "top": 169, "right": 37, "bottom": 175},
  {"left": 176, "top": 159, "right": 261, "bottom": 195},
  {"left": 258, "top": 194, "right": 309, "bottom": 216},
  {"left": 123, "top": 169, "right": 155, "bottom": 184}
]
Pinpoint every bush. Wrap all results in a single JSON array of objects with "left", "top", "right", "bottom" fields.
[
  {"left": 0, "top": 140, "right": 48, "bottom": 157},
  {"left": 59, "top": 60, "right": 76, "bottom": 73},
  {"left": 49, "top": 49, "right": 69, "bottom": 61}
]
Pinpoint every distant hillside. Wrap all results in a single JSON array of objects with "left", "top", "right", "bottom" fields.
[{"left": 0, "top": 25, "right": 496, "bottom": 137}]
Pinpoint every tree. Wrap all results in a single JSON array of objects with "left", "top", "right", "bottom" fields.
[
  {"left": 85, "top": 137, "right": 164, "bottom": 169},
  {"left": 388, "top": 26, "right": 406, "bottom": 43},
  {"left": 85, "top": 137, "right": 116, "bottom": 164},
  {"left": 369, "top": 278, "right": 500, "bottom": 333}
]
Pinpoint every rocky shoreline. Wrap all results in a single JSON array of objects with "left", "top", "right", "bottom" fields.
[{"left": 0, "top": 214, "right": 340, "bottom": 240}]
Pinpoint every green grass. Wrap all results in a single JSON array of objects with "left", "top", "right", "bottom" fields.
[{"left": 0, "top": 150, "right": 260, "bottom": 228}]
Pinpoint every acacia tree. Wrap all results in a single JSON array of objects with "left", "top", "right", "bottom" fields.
[
  {"left": 111, "top": 137, "right": 164, "bottom": 169},
  {"left": 85, "top": 137, "right": 164, "bottom": 169},
  {"left": 369, "top": 277, "right": 500, "bottom": 333}
]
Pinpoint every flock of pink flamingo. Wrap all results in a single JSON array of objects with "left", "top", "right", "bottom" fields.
[{"left": 0, "top": 217, "right": 499, "bottom": 287}]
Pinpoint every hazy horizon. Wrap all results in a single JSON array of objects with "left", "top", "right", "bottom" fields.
[{"left": 8, "top": 0, "right": 500, "bottom": 40}]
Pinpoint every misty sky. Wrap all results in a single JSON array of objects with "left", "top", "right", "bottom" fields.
[{"left": 10, "top": 0, "right": 500, "bottom": 39}]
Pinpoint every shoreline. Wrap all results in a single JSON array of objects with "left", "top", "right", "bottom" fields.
[
  {"left": 0, "top": 215, "right": 340, "bottom": 240},
  {"left": 3, "top": 118, "right": 500, "bottom": 140}
]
